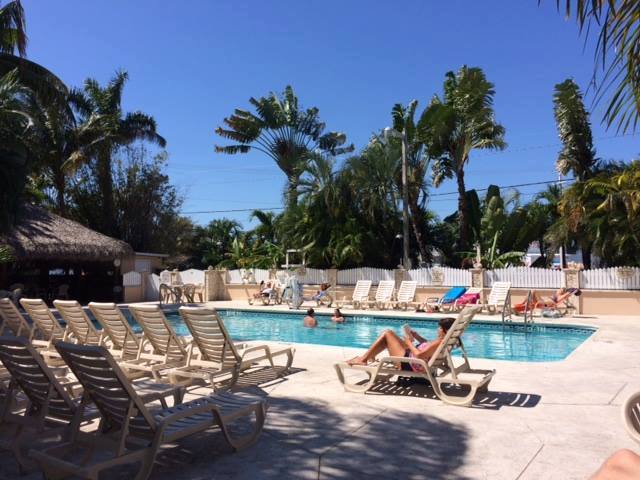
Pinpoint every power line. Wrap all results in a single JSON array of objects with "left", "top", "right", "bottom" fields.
[{"left": 181, "top": 178, "right": 574, "bottom": 214}]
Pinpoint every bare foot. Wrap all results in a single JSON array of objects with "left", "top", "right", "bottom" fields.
[{"left": 347, "top": 356, "right": 368, "bottom": 366}]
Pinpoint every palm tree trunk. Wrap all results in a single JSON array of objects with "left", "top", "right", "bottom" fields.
[
  {"left": 456, "top": 168, "right": 469, "bottom": 253},
  {"left": 581, "top": 241, "right": 592, "bottom": 269},
  {"left": 53, "top": 168, "right": 66, "bottom": 216},
  {"left": 97, "top": 151, "right": 115, "bottom": 235},
  {"left": 408, "top": 197, "right": 429, "bottom": 265},
  {"left": 286, "top": 176, "right": 299, "bottom": 210}
]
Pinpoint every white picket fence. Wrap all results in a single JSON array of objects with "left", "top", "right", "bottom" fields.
[
  {"left": 338, "top": 267, "right": 395, "bottom": 285},
  {"left": 485, "top": 267, "right": 563, "bottom": 289},
  {"left": 145, "top": 273, "right": 160, "bottom": 300},
  {"left": 581, "top": 267, "right": 640, "bottom": 290},
  {"left": 157, "top": 266, "right": 640, "bottom": 291}
]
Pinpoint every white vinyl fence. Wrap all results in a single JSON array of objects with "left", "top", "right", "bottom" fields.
[
  {"left": 581, "top": 267, "right": 640, "bottom": 290},
  {"left": 153, "top": 266, "right": 640, "bottom": 291},
  {"left": 337, "top": 268, "right": 394, "bottom": 285},
  {"left": 145, "top": 273, "right": 161, "bottom": 301},
  {"left": 485, "top": 267, "right": 563, "bottom": 289}
]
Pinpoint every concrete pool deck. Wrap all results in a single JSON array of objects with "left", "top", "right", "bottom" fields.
[{"left": 1, "top": 301, "right": 638, "bottom": 479}]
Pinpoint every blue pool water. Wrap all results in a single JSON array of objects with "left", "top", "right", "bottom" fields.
[{"left": 146, "top": 309, "right": 594, "bottom": 363}]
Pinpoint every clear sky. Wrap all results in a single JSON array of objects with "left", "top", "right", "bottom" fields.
[{"left": 25, "top": 0, "right": 638, "bottom": 227}]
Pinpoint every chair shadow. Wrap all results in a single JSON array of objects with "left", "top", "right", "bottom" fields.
[
  {"left": 182, "top": 365, "right": 306, "bottom": 394},
  {"left": 366, "top": 379, "right": 541, "bottom": 410}
]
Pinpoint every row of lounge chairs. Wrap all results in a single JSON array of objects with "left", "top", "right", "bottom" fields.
[{"left": 0, "top": 298, "right": 296, "bottom": 478}]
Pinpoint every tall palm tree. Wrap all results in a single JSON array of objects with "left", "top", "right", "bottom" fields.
[
  {"left": 419, "top": 66, "right": 506, "bottom": 253},
  {"left": 72, "top": 71, "right": 166, "bottom": 234},
  {"left": 389, "top": 100, "right": 431, "bottom": 264},
  {"left": 553, "top": 79, "right": 597, "bottom": 182},
  {"left": 0, "top": 0, "right": 26, "bottom": 56},
  {"left": 553, "top": 79, "right": 598, "bottom": 267},
  {"left": 215, "top": 85, "right": 354, "bottom": 209},
  {"left": 548, "top": 1, "right": 640, "bottom": 132}
]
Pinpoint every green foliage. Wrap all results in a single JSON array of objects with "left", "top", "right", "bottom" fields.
[
  {"left": 215, "top": 85, "right": 354, "bottom": 208},
  {"left": 550, "top": 1, "right": 640, "bottom": 133},
  {"left": 418, "top": 66, "right": 506, "bottom": 252},
  {"left": 0, "top": 244, "right": 13, "bottom": 263}
]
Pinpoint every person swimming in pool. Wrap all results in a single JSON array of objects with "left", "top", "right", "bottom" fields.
[
  {"left": 303, "top": 308, "right": 317, "bottom": 328},
  {"left": 346, "top": 317, "right": 456, "bottom": 370}
]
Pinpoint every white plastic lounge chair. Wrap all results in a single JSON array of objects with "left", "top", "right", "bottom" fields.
[
  {"left": 334, "top": 306, "right": 495, "bottom": 407},
  {"left": 126, "top": 304, "right": 189, "bottom": 381},
  {"left": 170, "top": 307, "right": 295, "bottom": 389},
  {"left": 0, "top": 336, "right": 99, "bottom": 471},
  {"left": 452, "top": 287, "right": 483, "bottom": 311},
  {"left": 0, "top": 298, "right": 34, "bottom": 338},
  {"left": 622, "top": 390, "right": 640, "bottom": 445},
  {"left": 363, "top": 280, "right": 395, "bottom": 310},
  {"left": 88, "top": 302, "right": 143, "bottom": 359},
  {"left": 483, "top": 282, "right": 512, "bottom": 320},
  {"left": 336, "top": 280, "right": 372, "bottom": 309},
  {"left": 31, "top": 342, "right": 267, "bottom": 480},
  {"left": 390, "top": 281, "right": 418, "bottom": 310},
  {"left": 18, "top": 298, "right": 67, "bottom": 362},
  {"left": 53, "top": 300, "right": 104, "bottom": 346}
]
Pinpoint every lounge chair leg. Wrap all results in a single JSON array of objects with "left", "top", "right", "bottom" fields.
[
  {"left": 334, "top": 364, "right": 376, "bottom": 394},
  {"left": 217, "top": 403, "right": 266, "bottom": 451}
]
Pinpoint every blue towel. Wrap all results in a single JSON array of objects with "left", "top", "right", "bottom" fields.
[{"left": 441, "top": 286, "right": 467, "bottom": 304}]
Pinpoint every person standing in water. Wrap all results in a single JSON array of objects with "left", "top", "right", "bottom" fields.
[
  {"left": 331, "top": 308, "right": 345, "bottom": 323},
  {"left": 303, "top": 308, "right": 317, "bottom": 328}
]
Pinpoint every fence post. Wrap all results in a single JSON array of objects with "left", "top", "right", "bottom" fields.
[
  {"left": 170, "top": 268, "right": 179, "bottom": 285},
  {"left": 394, "top": 268, "right": 407, "bottom": 288},
  {"left": 562, "top": 268, "right": 582, "bottom": 313},
  {"left": 471, "top": 268, "right": 486, "bottom": 304}
]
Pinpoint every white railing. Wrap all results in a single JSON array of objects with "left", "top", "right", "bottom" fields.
[
  {"left": 337, "top": 267, "right": 394, "bottom": 285},
  {"left": 581, "top": 267, "right": 640, "bottom": 290},
  {"left": 296, "top": 268, "right": 327, "bottom": 285},
  {"left": 486, "top": 267, "right": 562, "bottom": 289}
]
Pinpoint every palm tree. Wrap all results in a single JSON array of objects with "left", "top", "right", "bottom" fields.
[
  {"left": 419, "top": 66, "right": 506, "bottom": 253},
  {"left": 389, "top": 100, "right": 431, "bottom": 264},
  {"left": 249, "top": 209, "right": 278, "bottom": 245},
  {"left": 553, "top": 79, "right": 597, "bottom": 181},
  {"left": 0, "top": 68, "right": 30, "bottom": 231},
  {"left": 215, "top": 85, "right": 354, "bottom": 209},
  {"left": 548, "top": 1, "right": 640, "bottom": 132},
  {"left": 72, "top": 71, "right": 166, "bottom": 234},
  {"left": 0, "top": 1, "right": 66, "bottom": 104}
]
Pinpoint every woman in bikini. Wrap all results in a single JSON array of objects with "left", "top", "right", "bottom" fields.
[{"left": 347, "top": 317, "right": 456, "bottom": 369}]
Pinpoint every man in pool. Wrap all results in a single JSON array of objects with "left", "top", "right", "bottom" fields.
[
  {"left": 347, "top": 317, "right": 456, "bottom": 368},
  {"left": 303, "top": 308, "right": 317, "bottom": 328}
]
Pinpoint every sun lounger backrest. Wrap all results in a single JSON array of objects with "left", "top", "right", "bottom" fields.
[
  {"left": 53, "top": 300, "right": 101, "bottom": 345},
  {"left": 487, "top": 282, "right": 511, "bottom": 306},
  {"left": 0, "top": 336, "right": 76, "bottom": 421},
  {"left": 179, "top": 307, "right": 240, "bottom": 367},
  {"left": 428, "top": 306, "right": 480, "bottom": 367},
  {"left": 55, "top": 342, "right": 156, "bottom": 438},
  {"left": 0, "top": 298, "right": 31, "bottom": 337},
  {"left": 441, "top": 286, "right": 467, "bottom": 304},
  {"left": 352, "top": 280, "right": 372, "bottom": 301},
  {"left": 19, "top": 298, "right": 65, "bottom": 342},
  {"left": 396, "top": 281, "right": 417, "bottom": 302},
  {"left": 88, "top": 303, "right": 140, "bottom": 356},
  {"left": 129, "top": 305, "right": 186, "bottom": 360},
  {"left": 374, "top": 280, "right": 395, "bottom": 302}
]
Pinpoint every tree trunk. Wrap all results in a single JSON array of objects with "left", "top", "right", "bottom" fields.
[
  {"left": 53, "top": 168, "right": 66, "bottom": 216},
  {"left": 408, "top": 196, "right": 429, "bottom": 265},
  {"left": 286, "top": 176, "right": 298, "bottom": 210},
  {"left": 581, "top": 240, "right": 592, "bottom": 269},
  {"left": 97, "top": 151, "right": 115, "bottom": 235},
  {"left": 456, "top": 168, "right": 469, "bottom": 253}
]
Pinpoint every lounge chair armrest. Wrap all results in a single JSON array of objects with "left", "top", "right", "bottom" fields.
[
  {"left": 240, "top": 345, "right": 272, "bottom": 358},
  {"left": 157, "top": 400, "right": 222, "bottom": 428}
]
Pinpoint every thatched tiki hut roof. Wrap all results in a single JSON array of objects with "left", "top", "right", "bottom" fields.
[{"left": 2, "top": 205, "right": 132, "bottom": 262}]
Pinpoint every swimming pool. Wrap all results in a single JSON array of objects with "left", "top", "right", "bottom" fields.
[{"left": 151, "top": 309, "right": 594, "bottom": 363}]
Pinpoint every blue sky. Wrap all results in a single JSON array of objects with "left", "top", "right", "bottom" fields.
[{"left": 26, "top": 0, "right": 638, "bottom": 227}]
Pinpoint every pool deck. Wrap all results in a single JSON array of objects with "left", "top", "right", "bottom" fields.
[{"left": 2, "top": 301, "right": 639, "bottom": 479}]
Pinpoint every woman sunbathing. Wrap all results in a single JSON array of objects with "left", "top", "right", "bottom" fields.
[
  {"left": 347, "top": 317, "right": 456, "bottom": 370},
  {"left": 515, "top": 288, "right": 581, "bottom": 312}
]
